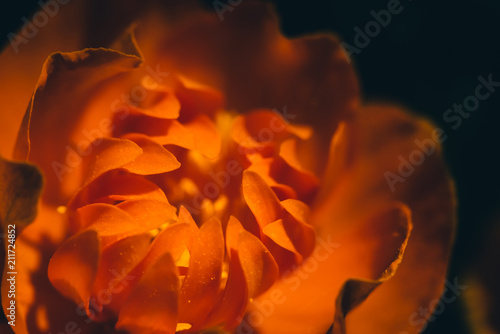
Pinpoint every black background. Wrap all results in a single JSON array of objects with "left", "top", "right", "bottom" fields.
[{"left": 1, "top": 1, "right": 500, "bottom": 333}]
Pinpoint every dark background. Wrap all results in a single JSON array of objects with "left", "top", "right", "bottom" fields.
[{"left": 1, "top": 1, "right": 499, "bottom": 333}]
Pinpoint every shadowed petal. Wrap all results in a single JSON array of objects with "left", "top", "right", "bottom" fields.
[
  {"left": 0, "top": 156, "right": 43, "bottom": 333},
  {"left": 116, "top": 253, "right": 180, "bottom": 334},
  {"left": 47, "top": 230, "right": 100, "bottom": 311},
  {"left": 134, "top": 1, "right": 359, "bottom": 145},
  {"left": 332, "top": 206, "right": 412, "bottom": 334}
]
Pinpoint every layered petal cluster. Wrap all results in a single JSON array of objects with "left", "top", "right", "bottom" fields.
[
  {"left": 0, "top": 1, "right": 456, "bottom": 334},
  {"left": 44, "top": 64, "right": 324, "bottom": 332}
]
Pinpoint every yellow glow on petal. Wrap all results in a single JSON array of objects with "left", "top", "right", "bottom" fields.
[
  {"left": 179, "top": 178, "right": 199, "bottom": 197},
  {"left": 201, "top": 198, "right": 214, "bottom": 223},
  {"left": 214, "top": 195, "right": 228, "bottom": 219},
  {"left": 216, "top": 110, "right": 236, "bottom": 142},
  {"left": 187, "top": 149, "right": 213, "bottom": 171},
  {"left": 176, "top": 247, "right": 191, "bottom": 268},
  {"left": 176, "top": 322, "right": 192, "bottom": 331}
]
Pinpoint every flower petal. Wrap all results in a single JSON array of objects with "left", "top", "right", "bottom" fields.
[
  {"left": 175, "top": 75, "right": 224, "bottom": 120},
  {"left": 116, "top": 253, "right": 180, "bottom": 334},
  {"left": 226, "top": 216, "right": 279, "bottom": 298},
  {"left": 76, "top": 203, "right": 162, "bottom": 247},
  {"left": 129, "top": 88, "right": 181, "bottom": 119},
  {"left": 312, "top": 105, "right": 456, "bottom": 333},
  {"left": 332, "top": 207, "right": 412, "bottom": 334},
  {"left": 238, "top": 227, "right": 280, "bottom": 298},
  {"left": 14, "top": 47, "right": 142, "bottom": 205},
  {"left": 0, "top": 156, "right": 43, "bottom": 233},
  {"left": 121, "top": 133, "right": 181, "bottom": 175},
  {"left": 83, "top": 137, "right": 143, "bottom": 185},
  {"left": 242, "top": 170, "right": 283, "bottom": 229},
  {"left": 91, "top": 233, "right": 151, "bottom": 317},
  {"left": 246, "top": 203, "right": 411, "bottom": 334},
  {"left": 204, "top": 247, "right": 248, "bottom": 330},
  {"left": 116, "top": 198, "right": 177, "bottom": 228},
  {"left": 178, "top": 217, "right": 224, "bottom": 330},
  {"left": 315, "top": 122, "right": 354, "bottom": 203},
  {"left": 145, "top": 222, "right": 196, "bottom": 267},
  {"left": 231, "top": 110, "right": 312, "bottom": 151},
  {"left": 183, "top": 114, "right": 222, "bottom": 160},
  {"left": 0, "top": 0, "right": 89, "bottom": 158},
  {"left": 113, "top": 114, "right": 221, "bottom": 158},
  {"left": 4, "top": 198, "right": 106, "bottom": 333},
  {"left": 68, "top": 170, "right": 169, "bottom": 210},
  {"left": 243, "top": 170, "right": 316, "bottom": 268},
  {"left": 47, "top": 230, "right": 100, "bottom": 310},
  {"left": 0, "top": 156, "right": 43, "bottom": 333},
  {"left": 135, "top": 1, "right": 359, "bottom": 140}
]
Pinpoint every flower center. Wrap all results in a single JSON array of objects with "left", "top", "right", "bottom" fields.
[{"left": 57, "top": 75, "right": 321, "bottom": 331}]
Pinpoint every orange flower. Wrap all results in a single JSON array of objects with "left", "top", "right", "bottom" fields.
[{"left": 0, "top": 1, "right": 455, "bottom": 333}]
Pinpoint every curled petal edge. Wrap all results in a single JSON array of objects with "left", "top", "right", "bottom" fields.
[{"left": 331, "top": 203, "right": 412, "bottom": 334}]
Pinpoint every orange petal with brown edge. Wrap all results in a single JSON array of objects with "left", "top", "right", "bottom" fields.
[
  {"left": 14, "top": 47, "right": 142, "bottom": 205},
  {"left": 47, "top": 230, "right": 100, "bottom": 311},
  {"left": 178, "top": 217, "right": 224, "bottom": 330},
  {"left": 116, "top": 253, "right": 180, "bottom": 334},
  {"left": 121, "top": 133, "right": 181, "bottom": 174}
]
